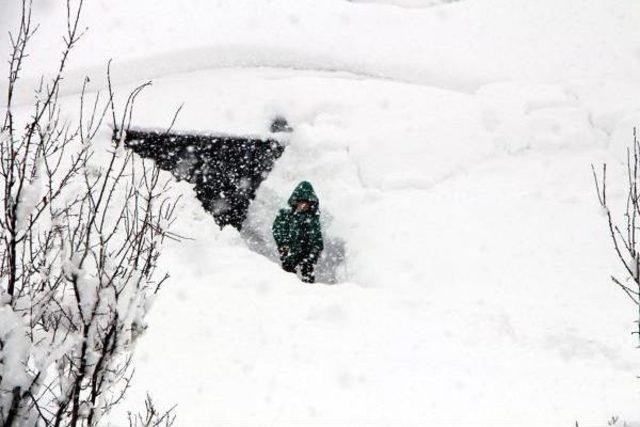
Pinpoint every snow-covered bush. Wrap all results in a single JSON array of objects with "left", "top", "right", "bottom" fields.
[{"left": 0, "top": 1, "right": 178, "bottom": 425}]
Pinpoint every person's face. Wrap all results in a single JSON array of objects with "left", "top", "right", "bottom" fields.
[{"left": 296, "top": 201, "right": 310, "bottom": 212}]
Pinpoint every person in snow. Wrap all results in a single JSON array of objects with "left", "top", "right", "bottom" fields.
[{"left": 272, "top": 181, "right": 324, "bottom": 283}]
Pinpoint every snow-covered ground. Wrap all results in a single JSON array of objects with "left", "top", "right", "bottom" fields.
[
  {"left": 103, "top": 68, "right": 640, "bottom": 426},
  {"left": 346, "top": 0, "right": 461, "bottom": 9},
  {"left": 3, "top": 0, "right": 640, "bottom": 425},
  {"left": 3, "top": 0, "right": 640, "bottom": 97}
]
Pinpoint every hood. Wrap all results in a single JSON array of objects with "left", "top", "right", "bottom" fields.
[{"left": 288, "top": 181, "right": 319, "bottom": 212}]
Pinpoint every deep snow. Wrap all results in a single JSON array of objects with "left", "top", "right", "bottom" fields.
[
  {"left": 2, "top": 0, "right": 640, "bottom": 98},
  {"left": 101, "top": 67, "right": 640, "bottom": 426},
  {"left": 2, "top": 0, "right": 640, "bottom": 425}
]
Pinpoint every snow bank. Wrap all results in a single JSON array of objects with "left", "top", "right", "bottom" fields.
[
  {"left": 3, "top": 0, "right": 640, "bottom": 424},
  {"left": 89, "top": 63, "right": 640, "bottom": 425},
  {"left": 2, "top": 0, "right": 640, "bottom": 100}
]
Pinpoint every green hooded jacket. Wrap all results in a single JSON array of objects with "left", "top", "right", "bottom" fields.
[{"left": 272, "top": 181, "right": 324, "bottom": 261}]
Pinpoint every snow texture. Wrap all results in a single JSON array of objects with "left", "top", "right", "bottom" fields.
[
  {"left": 2, "top": 0, "right": 640, "bottom": 425},
  {"left": 0, "top": 306, "right": 30, "bottom": 413}
]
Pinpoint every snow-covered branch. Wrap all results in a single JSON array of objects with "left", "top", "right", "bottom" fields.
[{"left": 0, "top": 2, "right": 179, "bottom": 425}]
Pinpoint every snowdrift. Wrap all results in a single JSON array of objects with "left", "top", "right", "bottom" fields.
[
  {"left": 101, "top": 65, "right": 640, "bottom": 425},
  {"left": 2, "top": 0, "right": 640, "bottom": 425},
  {"left": 2, "top": 0, "right": 640, "bottom": 98}
]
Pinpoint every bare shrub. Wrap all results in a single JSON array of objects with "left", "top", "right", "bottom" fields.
[
  {"left": 127, "top": 395, "right": 176, "bottom": 427},
  {"left": 0, "top": 1, "right": 179, "bottom": 425},
  {"left": 592, "top": 128, "right": 640, "bottom": 342}
]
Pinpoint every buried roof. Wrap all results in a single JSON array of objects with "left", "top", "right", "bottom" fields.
[{"left": 119, "top": 119, "right": 291, "bottom": 229}]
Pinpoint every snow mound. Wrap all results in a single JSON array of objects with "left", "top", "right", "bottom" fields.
[
  {"left": 3, "top": 0, "right": 640, "bottom": 99},
  {"left": 3, "top": 0, "right": 640, "bottom": 424},
  {"left": 96, "top": 65, "right": 640, "bottom": 425}
]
